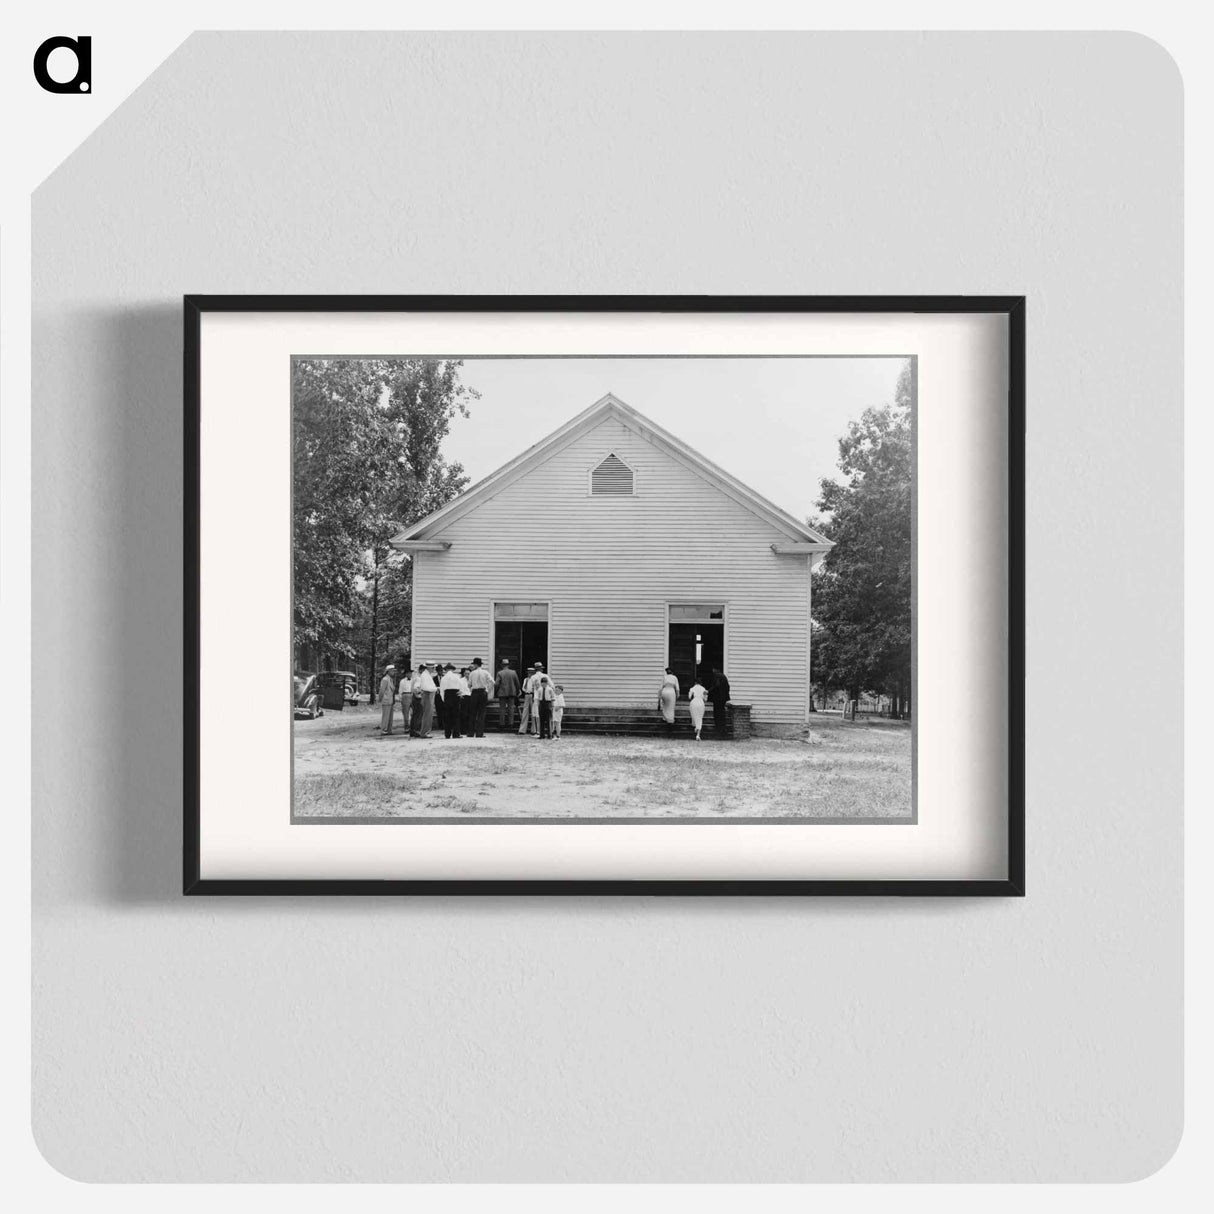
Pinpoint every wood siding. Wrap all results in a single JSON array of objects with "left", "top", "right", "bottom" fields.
[{"left": 411, "top": 416, "right": 812, "bottom": 722}]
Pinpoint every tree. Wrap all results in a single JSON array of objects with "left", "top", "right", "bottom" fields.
[
  {"left": 811, "top": 362, "right": 913, "bottom": 717},
  {"left": 292, "top": 358, "right": 475, "bottom": 688}
]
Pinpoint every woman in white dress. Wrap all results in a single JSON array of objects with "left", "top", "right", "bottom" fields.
[
  {"left": 687, "top": 679, "right": 707, "bottom": 740},
  {"left": 657, "top": 667, "right": 680, "bottom": 730}
]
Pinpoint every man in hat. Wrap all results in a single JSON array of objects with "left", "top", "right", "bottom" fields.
[
  {"left": 397, "top": 666, "right": 414, "bottom": 737},
  {"left": 494, "top": 658, "right": 520, "bottom": 730},
  {"left": 708, "top": 668, "right": 732, "bottom": 735},
  {"left": 457, "top": 666, "right": 474, "bottom": 737},
  {"left": 439, "top": 663, "right": 463, "bottom": 739},
  {"left": 467, "top": 657, "right": 494, "bottom": 738},
  {"left": 378, "top": 664, "right": 397, "bottom": 735},
  {"left": 414, "top": 663, "right": 437, "bottom": 738},
  {"left": 432, "top": 661, "right": 445, "bottom": 731},
  {"left": 517, "top": 665, "right": 537, "bottom": 736},
  {"left": 406, "top": 665, "right": 424, "bottom": 736}
]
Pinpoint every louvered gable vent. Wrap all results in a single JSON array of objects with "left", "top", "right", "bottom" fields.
[{"left": 591, "top": 453, "right": 634, "bottom": 496}]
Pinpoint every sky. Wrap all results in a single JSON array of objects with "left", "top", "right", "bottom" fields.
[{"left": 439, "top": 357, "right": 909, "bottom": 524}]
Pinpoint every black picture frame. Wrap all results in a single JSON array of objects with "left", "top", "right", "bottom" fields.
[{"left": 184, "top": 295, "right": 1025, "bottom": 896}]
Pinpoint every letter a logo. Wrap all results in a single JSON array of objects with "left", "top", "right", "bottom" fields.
[{"left": 33, "top": 35, "right": 92, "bottom": 94}]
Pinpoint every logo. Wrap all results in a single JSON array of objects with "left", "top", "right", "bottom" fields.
[{"left": 33, "top": 35, "right": 91, "bottom": 94}]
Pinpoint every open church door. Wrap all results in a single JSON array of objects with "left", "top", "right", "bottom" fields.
[
  {"left": 493, "top": 602, "right": 549, "bottom": 674},
  {"left": 668, "top": 603, "right": 726, "bottom": 694}
]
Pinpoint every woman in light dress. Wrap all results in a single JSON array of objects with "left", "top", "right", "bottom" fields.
[
  {"left": 657, "top": 667, "right": 680, "bottom": 731},
  {"left": 687, "top": 678, "right": 708, "bottom": 740}
]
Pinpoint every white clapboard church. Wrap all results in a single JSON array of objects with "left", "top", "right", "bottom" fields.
[{"left": 391, "top": 394, "right": 833, "bottom": 728}]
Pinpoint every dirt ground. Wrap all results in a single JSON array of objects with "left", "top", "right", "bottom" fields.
[{"left": 292, "top": 705, "right": 912, "bottom": 820}]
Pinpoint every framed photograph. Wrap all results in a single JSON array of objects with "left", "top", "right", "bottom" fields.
[{"left": 185, "top": 296, "right": 1023, "bottom": 894}]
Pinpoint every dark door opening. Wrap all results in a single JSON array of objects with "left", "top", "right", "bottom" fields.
[
  {"left": 667, "top": 624, "right": 724, "bottom": 696},
  {"left": 494, "top": 620, "right": 549, "bottom": 676}
]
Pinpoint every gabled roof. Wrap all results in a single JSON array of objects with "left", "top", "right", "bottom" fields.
[{"left": 391, "top": 393, "right": 834, "bottom": 549}]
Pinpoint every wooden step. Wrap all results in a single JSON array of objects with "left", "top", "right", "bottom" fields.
[
  {"left": 496, "top": 724, "right": 725, "bottom": 739},
  {"left": 484, "top": 703, "right": 734, "bottom": 739}
]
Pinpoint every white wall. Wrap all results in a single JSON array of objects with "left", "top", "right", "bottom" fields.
[{"left": 412, "top": 413, "right": 811, "bottom": 719}]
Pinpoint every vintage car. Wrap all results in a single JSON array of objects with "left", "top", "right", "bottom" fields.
[
  {"left": 331, "top": 670, "right": 359, "bottom": 704},
  {"left": 292, "top": 671, "right": 324, "bottom": 719},
  {"left": 314, "top": 669, "right": 358, "bottom": 709}
]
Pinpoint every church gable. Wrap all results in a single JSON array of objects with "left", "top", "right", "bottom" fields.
[
  {"left": 392, "top": 394, "right": 831, "bottom": 551},
  {"left": 438, "top": 413, "right": 794, "bottom": 546}
]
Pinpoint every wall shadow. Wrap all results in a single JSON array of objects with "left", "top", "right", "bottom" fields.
[{"left": 32, "top": 304, "right": 187, "bottom": 906}]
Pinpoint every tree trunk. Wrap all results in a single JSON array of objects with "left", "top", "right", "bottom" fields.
[{"left": 368, "top": 566, "right": 380, "bottom": 702}]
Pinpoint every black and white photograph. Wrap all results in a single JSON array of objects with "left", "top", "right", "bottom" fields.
[
  {"left": 187, "top": 296, "right": 1019, "bottom": 891},
  {"left": 290, "top": 353, "right": 915, "bottom": 823}
]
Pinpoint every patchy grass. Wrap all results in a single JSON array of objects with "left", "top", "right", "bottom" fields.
[
  {"left": 292, "top": 706, "right": 911, "bottom": 820},
  {"left": 294, "top": 773, "right": 483, "bottom": 818}
]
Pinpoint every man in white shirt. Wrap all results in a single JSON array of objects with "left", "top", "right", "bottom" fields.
[
  {"left": 439, "top": 664, "right": 463, "bottom": 738},
  {"left": 467, "top": 657, "right": 494, "bottom": 738},
  {"left": 457, "top": 667, "right": 473, "bottom": 737},
  {"left": 378, "top": 664, "right": 397, "bottom": 735},
  {"left": 414, "top": 664, "right": 437, "bottom": 738},
  {"left": 397, "top": 667, "right": 414, "bottom": 736},
  {"left": 517, "top": 665, "right": 536, "bottom": 736}
]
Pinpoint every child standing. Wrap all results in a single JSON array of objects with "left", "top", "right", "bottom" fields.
[
  {"left": 552, "top": 684, "right": 566, "bottom": 739},
  {"left": 533, "top": 672, "right": 555, "bottom": 739}
]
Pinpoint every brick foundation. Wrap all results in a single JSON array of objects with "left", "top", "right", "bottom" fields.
[{"left": 729, "top": 704, "right": 753, "bottom": 740}]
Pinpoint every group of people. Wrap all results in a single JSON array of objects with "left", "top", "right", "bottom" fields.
[
  {"left": 657, "top": 667, "right": 732, "bottom": 740},
  {"left": 492, "top": 660, "right": 565, "bottom": 740},
  {"left": 375, "top": 656, "right": 731, "bottom": 742},
  {"left": 375, "top": 657, "right": 566, "bottom": 741},
  {"left": 377, "top": 657, "right": 495, "bottom": 739}
]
